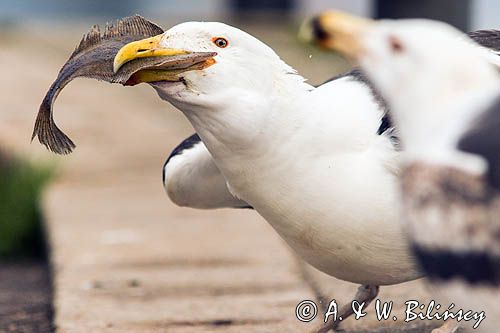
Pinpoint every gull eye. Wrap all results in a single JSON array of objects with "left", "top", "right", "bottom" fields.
[
  {"left": 212, "top": 37, "right": 229, "bottom": 48},
  {"left": 388, "top": 35, "right": 404, "bottom": 54}
]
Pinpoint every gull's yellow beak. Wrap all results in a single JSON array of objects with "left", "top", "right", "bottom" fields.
[
  {"left": 309, "top": 10, "right": 373, "bottom": 60},
  {"left": 113, "top": 34, "right": 188, "bottom": 73}
]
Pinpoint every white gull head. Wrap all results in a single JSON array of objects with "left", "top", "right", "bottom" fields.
[
  {"left": 357, "top": 19, "right": 500, "bottom": 172},
  {"left": 151, "top": 22, "right": 308, "bottom": 108}
]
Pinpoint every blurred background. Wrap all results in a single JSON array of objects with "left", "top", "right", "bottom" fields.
[
  {"left": 1, "top": 0, "right": 499, "bottom": 30},
  {"left": 0, "top": 1, "right": 498, "bottom": 332}
]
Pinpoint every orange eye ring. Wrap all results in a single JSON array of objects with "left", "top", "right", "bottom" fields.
[{"left": 212, "top": 37, "right": 229, "bottom": 48}]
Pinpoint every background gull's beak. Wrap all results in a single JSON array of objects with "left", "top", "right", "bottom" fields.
[
  {"left": 113, "top": 34, "right": 188, "bottom": 73},
  {"left": 308, "top": 10, "right": 374, "bottom": 60}
]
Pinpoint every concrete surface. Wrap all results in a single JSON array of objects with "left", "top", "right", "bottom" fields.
[
  {"left": 0, "top": 21, "right": 443, "bottom": 332},
  {"left": 0, "top": 261, "right": 53, "bottom": 333}
]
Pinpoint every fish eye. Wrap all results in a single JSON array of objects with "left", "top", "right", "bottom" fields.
[{"left": 212, "top": 37, "right": 229, "bottom": 48}]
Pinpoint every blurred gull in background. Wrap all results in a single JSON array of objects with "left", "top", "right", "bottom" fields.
[{"left": 311, "top": 10, "right": 500, "bottom": 332}]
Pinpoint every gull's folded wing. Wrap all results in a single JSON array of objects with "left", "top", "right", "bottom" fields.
[
  {"left": 405, "top": 96, "right": 500, "bottom": 287},
  {"left": 468, "top": 29, "right": 500, "bottom": 53},
  {"left": 468, "top": 30, "right": 500, "bottom": 68},
  {"left": 458, "top": 96, "right": 500, "bottom": 191},
  {"left": 163, "top": 134, "right": 252, "bottom": 209}
]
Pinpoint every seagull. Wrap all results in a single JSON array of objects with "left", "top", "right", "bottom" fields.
[
  {"left": 110, "top": 21, "right": 421, "bottom": 332},
  {"left": 311, "top": 11, "right": 500, "bottom": 332}
]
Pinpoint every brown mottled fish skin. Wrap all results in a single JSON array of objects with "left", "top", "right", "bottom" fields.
[
  {"left": 33, "top": 15, "right": 215, "bottom": 155},
  {"left": 33, "top": 15, "right": 164, "bottom": 154}
]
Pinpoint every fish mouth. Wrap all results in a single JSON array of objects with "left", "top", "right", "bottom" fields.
[{"left": 114, "top": 34, "right": 217, "bottom": 85}]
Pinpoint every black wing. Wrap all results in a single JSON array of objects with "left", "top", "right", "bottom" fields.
[
  {"left": 458, "top": 95, "right": 500, "bottom": 191},
  {"left": 163, "top": 133, "right": 202, "bottom": 182},
  {"left": 468, "top": 30, "right": 500, "bottom": 52}
]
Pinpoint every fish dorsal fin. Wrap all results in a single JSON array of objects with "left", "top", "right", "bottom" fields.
[{"left": 70, "top": 15, "right": 164, "bottom": 60}]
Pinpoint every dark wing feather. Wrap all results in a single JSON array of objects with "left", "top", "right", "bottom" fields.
[
  {"left": 468, "top": 30, "right": 500, "bottom": 52},
  {"left": 163, "top": 133, "right": 202, "bottom": 183},
  {"left": 458, "top": 95, "right": 500, "bottom": 191}
]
